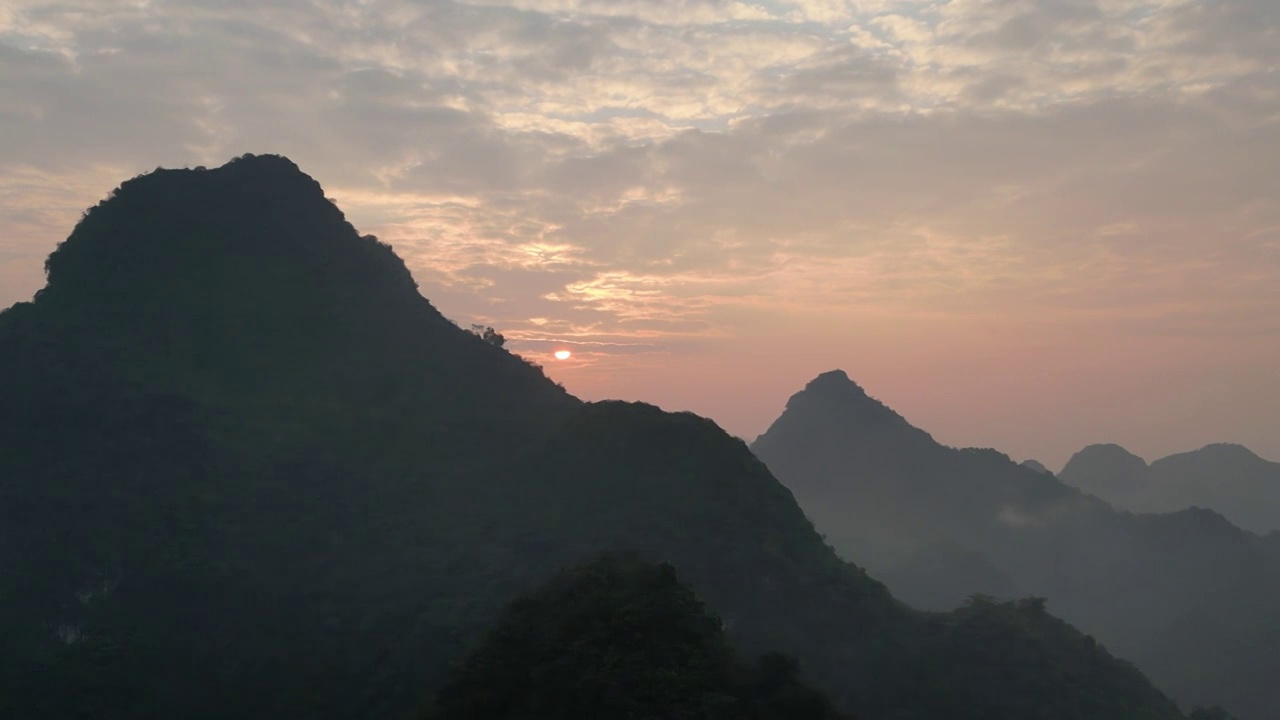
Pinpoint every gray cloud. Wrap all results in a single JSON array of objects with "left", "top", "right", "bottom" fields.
[{"left": 1, "top": 0, "right": 1277, "bottom": 462}]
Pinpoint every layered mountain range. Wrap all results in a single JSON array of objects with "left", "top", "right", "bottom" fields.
[
  {"left": 1059, "top": 443, "right": 1280, "bottom": 535},
  {"left": 0, "top": 156, "right": 1189, "bottom": 719},
  {"left": 752, "top": 371, "right": 1280, "bottom": 720}
]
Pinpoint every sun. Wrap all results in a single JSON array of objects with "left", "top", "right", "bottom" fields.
[{"left": 553, "top": 350, "right": 572, "bottom": 360}]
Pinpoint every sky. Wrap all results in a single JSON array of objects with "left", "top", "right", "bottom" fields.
[{"left": 1, "top": 0, "right": 1277, "bottom": 470}]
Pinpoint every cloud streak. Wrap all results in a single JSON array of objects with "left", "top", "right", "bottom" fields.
[{"left": 1, "top": 0, "right": 1277, "bottom": 465}]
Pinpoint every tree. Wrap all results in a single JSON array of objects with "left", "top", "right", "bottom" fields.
[
  {"left": 469, "top": 324, "right": 506, "bottom": 348},
  {"left": 426, "top": 554, "right": 849, "bottom": 720}
]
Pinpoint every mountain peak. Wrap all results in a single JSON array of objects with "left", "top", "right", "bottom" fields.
[
  {"left": 9, "top": 153, "right": 571, "bottom": 419},
  {"left": 1058, "top": 444, "right": 1150, "bottom": 495},
  {"left": 1060, "top": 443, "right": 1148, "bottom": 471},
  {"left": 29, "top": 152, "right": 441, "bottom": 332},
  {"left": 806, "top": 368, "right": 856, "bottom": 388},
  {"left": 39, "top": 153, "right": 414, "bottom": 306},
  {"left": 1021, "top": 459, "right": 1051, "bottom": 475},
  {"left": 784, "top": 370, "right": 908, "bottom": 427},
  {"left": 222, "top": 151, "right": 305, "bottom": 173},
  {"left": 801, "top": 369, "right": 884, "bottom": 401},
  {"left": 752, "top": 371, "right": 934, "bottom": 461},
  {"left": 1191, "top": 443, "right": 1263, "bottom": 462}
]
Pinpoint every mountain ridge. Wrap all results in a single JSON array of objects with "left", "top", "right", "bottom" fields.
[
  {"left": 1059, "top": 440, "right": 1280, "bottom": 535},
  {"left": 752, "top": 369, "right": 1280, "bottom": 719},
  {"left": 1, "top": 157, "right": 1186, "bottom": 720}
]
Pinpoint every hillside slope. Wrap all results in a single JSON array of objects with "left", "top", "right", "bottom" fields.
[
  {"left": 753, "top": 370, "right": 1280, "bottom": 719},
  {"left": 0, "top": 156, "right": 1184, "bottom": 720}
]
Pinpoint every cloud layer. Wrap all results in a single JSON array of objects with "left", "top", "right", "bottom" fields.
[{"left": 2, "top": 0, "right": 1277, "bottom": 466}]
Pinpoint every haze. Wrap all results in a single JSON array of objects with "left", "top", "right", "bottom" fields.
[{"left": 2, "top": 0, "right": 1277, "bottom": 469}]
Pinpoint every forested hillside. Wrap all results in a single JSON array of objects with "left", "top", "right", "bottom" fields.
[{"left": 0, "top": 156, "right": 1185, "bottom": 720}]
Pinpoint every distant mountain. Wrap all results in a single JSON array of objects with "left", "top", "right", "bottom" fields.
[
  {"left": 753, "top": 370, "right": 1280, "bottom": 720},
  {"left": 751, "top": 371, "right": 1084, "bottom": 570},
  {"left": 1059, "top": 443, "right": 1280, "bottom": 535},
  {"left": 1059, "top": 444, "right": 1150, "bottom": 497},
  {"left": 0, "top": 157, "right": 1185, "bottom": 720},
  {"left": 1021, "top": 459, "right": 1052, "bottom": 475}
]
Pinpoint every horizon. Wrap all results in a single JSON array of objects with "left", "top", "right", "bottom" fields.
[{"left": 3, "top": 0, "right": 1277, "bottom": 471}]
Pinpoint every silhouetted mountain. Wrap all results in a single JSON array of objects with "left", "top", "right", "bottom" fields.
[
  {"left": 1059, "top": 444, "right": 1151, "bottom": 497},
  {"left": 1021, "top": 459, "right": 1051, "bottom": 475},
  {"left": 751, "top": 372, "right": 1082, "bottom": 569},
  {"left": 425, "top": 553, "right": 849, "bottom": 720},
  {"left": 1059, "top": 443, "right": 1280, "bottom": 535},
  {"left": 1, "top": 157, "right": 1185, "bottom": 720},
  {"left": 1145, "top": 445, "right": 1279, "bottom": 535},
  {"left": 753, "top": 371, "right": 1280, "bottom": 720}
]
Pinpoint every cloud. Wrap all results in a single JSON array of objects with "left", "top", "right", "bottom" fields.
[{"left": 0, "top": 0, "right": 1276, "bottom": 365}]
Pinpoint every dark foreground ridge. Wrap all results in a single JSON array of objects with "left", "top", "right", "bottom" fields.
[
  {"left": 1, "top": 155, "right": 1184, "bottom": 720},
  {"left": 426, "top": 553, "right": 848, "bottom": 720},
  {"left": 753, "top": 369, "right": 1280, "bottom": 720}
]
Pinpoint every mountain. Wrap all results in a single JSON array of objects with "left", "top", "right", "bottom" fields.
[
  {"left": 751, "top": 371, "right": 1084, "bottom": 571},
  {"left": 1021, "top": 459, "right": 1052, "bottom": 475},
  {"left": 1, "top": 156, "right": 1185, "bottom": 720},
  {"left": 752, "top": 371, "right": 1280, "bottom": 720},
  {"left": 1059, "top": 444, "right": 1150, "bottom": 498},
  {"left": 425, "top": 553, "right": 848, "bottom": 720},
  {"left": 873, "top": 541, "right": 1022, "bottom": 610},
  {"left": 1059, "top": 444, "right": 1280, "bottom": 535}
]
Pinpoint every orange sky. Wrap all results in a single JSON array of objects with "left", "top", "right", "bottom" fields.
[{"left": 2, "top": 0, "right": 1277, "bottom": 469}]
